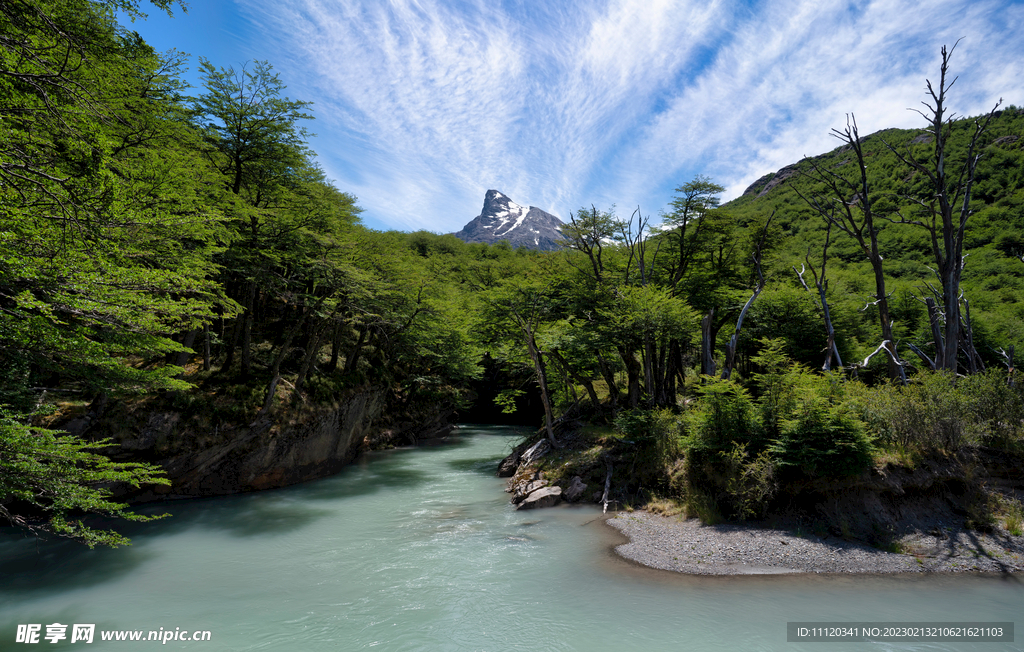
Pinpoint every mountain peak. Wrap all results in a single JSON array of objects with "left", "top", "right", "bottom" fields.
[{"left": 453, "top": 190, "right": 563, "bottom": 251}]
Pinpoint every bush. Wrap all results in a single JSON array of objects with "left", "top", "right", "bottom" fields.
[
  {"left": 958, "top": 369, "right": 1024, "bottom": 447},
  {"left": 848, "top": 370, "right": 1024, "bottom": 452},
  {"left": 770, "top": 401, "right": 875, "bottom": 476},
  {"left": 751, "top": 338, "right": 806, "bottom": 439},
  {"left": 614, "top": 408, "right": 681, "bottom": 485},
  {"left": 684, "top": 379, "right": 757, "bottom": 450},
  {"left": 718, "top": 442, "right": 778, "bottom": 519}
]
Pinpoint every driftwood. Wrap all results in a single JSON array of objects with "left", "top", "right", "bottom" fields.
[{"left": 601, "top": 460, "right": 613, "bottom": 514}]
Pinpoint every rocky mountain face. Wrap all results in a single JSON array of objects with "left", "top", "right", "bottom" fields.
[{"left": 453, "top": 190, "right": 563, "bottom": 251}]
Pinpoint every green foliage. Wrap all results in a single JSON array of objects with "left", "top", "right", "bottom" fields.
[
  {"left": 750, "top": 337, "right": 805, "bottom": 438},
  {"left": 717, "top": 442, "right": 777, "bottom": 519},
  {"left": 0, "top": 409, "right": 170, "bottom": 547},
  {"left": 850, "top": 369, "right": 1024, "bottom": 452},
  {"left": 685, "top": 379, "right": 757, "bottom": 450},
  {"left": 614, "top": 408, "right": 679, "bottom": 455},
  {"left": 770, "top": 401, "right": 874, "bottom": 477},
  {"left": 191, "top": 57, "right": 315, "bottom": 200},
  {"left": 614, "top": 407, "right": 682, "bottom": 492},
  {"left": 1, "top": 0, "right": 234, "bottom": 400},
  {"left": 605, "top": 285, "right": 697, "bottom": 345},
  {"left": 494, "top": 389, "right": 525, "bottom": 414}
]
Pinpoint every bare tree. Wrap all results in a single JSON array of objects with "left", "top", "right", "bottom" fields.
[
  {"left": 882, "top": 41, "right": 1001, "bottom": 372},
  {"left": 798, "top": 115, "right": 904, "bottom": 381},
  {"left": 721, "top": 212, "right": 774, "bottom": 380},
  {"left": 793, "top": 222, "right": 843, "bottom": 371}
]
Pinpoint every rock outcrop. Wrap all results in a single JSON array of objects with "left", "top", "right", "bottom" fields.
[
  {"left": 67, "top": 387, "right": 454, "bottom": 501},
  {"left": 564, "top": 476, "right": 588, "bottom": 502},
  {"left": 499, "top": 438, "right": 569, "bottom": 510}
]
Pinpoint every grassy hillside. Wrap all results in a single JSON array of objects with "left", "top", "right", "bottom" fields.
[{"left": 720, "top": 107, "right": 1024, "bottom": 373}]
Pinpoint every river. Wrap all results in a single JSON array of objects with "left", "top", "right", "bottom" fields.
[{"left": 1, "top": 424, "right": 1020, "bottom": 650}]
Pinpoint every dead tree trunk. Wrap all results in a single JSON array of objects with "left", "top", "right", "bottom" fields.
[
  {"left": 799, "top": 115, "right": 903, "bottom": 380},
  {"left": 722, "top": 212, "right": 773, "bottom": 380},
  {"left": 999, "top": 345, "right": 1015, "bottom": 387},
  {"left": 794, "top": 223, "right": 843, "bottom": 371},
  {"left": 926, "top": 297, "right": 945, "bottom": 369},
  {"left": 882, "top": 42, "right": 1001, "bottom": 373},
  {"left": 700, "top": 309, "right": 716, "bottom": 377}
]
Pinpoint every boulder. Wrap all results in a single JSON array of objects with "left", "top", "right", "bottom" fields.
[
  {"left": 564, "top": 476, "right": 588, "bottom": 502},
  {"left": 516, "top": 486, "right": 562, "bottom": 510},
  {"left": 496, "top": 449, "right": 521, "bottom": 477},
  {"left": 511, "top": 479, "right": 548, "bottom": 504}
]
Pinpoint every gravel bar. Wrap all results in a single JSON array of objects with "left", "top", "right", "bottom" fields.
[{"left": 608, "top": 511, "right": 1024, "bottom": 575}]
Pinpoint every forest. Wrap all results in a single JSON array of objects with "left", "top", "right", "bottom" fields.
[{"left": 2, "top": 0, "right": 1023, "bottom": 547}]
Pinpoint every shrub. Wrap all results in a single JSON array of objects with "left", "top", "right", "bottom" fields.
[
  {"left": 958, "top": 369, "right": 1024, "bottom": 448},
  {"left": 770, "top": 400, "right": 875, "bottom": 477},
  {"left": 684, "top": 379, "right": 757, "bottom": 451},
  {"left": 614, "top": 407, "right": 681, "bottom": 485},
  {"left": 718, "top": 442, "right": 777, "bottom": 519},
  {"left": 848, "top": 370, "right": 1022, "bottom": 452},
  {"left": 751, "top": 338, "right": 807, "bottom": 439}
]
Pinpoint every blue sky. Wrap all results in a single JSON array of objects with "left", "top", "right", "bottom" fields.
[{"left": 126, "top": 0, "right": 1024, "bottom": 233}]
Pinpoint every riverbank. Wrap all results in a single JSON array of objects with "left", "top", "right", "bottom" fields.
[{"left": 608, "top": 510, "right": 1024, "bottom": 574}]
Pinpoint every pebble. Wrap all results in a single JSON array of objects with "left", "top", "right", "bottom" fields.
[{"left": 607, "top": 511, "right": 1024, "bottom": 575}]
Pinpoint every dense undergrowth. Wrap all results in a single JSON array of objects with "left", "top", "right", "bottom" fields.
[{"left": 517, "top": 338, "right": 1024, "bottom": 540}]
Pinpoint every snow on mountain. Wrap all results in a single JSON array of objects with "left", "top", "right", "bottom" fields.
[{"left": 452, "top": 190, "right": 564, "bottom": 251}]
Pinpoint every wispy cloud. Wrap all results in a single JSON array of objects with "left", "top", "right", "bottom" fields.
[{"left": 237, "top": 0, "right": 1024, "bottom": 231}]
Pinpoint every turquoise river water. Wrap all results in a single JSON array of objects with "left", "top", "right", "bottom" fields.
[{"left": 0, "top": 424, "right": 1020, "bottom": 651}]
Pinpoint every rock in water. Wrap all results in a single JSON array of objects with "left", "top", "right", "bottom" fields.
[
  {"left": 516, "top": 486, "right": 563, "bottom": 510},
  {"left": 496, "top": 449, "right": 521, "bottom": 477},
  {"left": 452, "top": 190, "right": 563, "bottom": 251},
  {"left": 511, "top": 479, "right": 549, "bottom": 505}
]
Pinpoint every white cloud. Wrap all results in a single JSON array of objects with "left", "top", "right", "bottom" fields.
[{"left": 235, "top": 0, "right": 1024, "bottom": 232}]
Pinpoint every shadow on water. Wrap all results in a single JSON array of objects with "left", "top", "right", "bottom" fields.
[
  {"left": 0, "top": 429, "right": 517, "bottom": 598},
  {"left": 445, "top": 456, "right": 503, "bottom": 474},
  {"left": 0, "top": 530, "right": 155, "bottom": 597},
  {"left": 152, "top": 497, "right": 335, "bottom": 539},
  {"left": 292, "top": 465, "right": 431, "bottom": 502}
]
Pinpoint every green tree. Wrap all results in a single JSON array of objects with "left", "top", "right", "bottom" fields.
[
  {"left": 0, "top": 410, "right": 169, "bottom": 547},
  {"left": 1, "top": 0, "right": 230, "bottom": 405},
  {"left": 191, "top": 58, "right": 318, "bottom": 377}
]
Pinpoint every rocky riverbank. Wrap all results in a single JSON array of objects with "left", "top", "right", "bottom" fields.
[
  {"left": 608, "top": 510, "right": 1024, "bottom": 574},
  {"left": 56, "top": 385, "right": 456, "bottom": 500}
]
